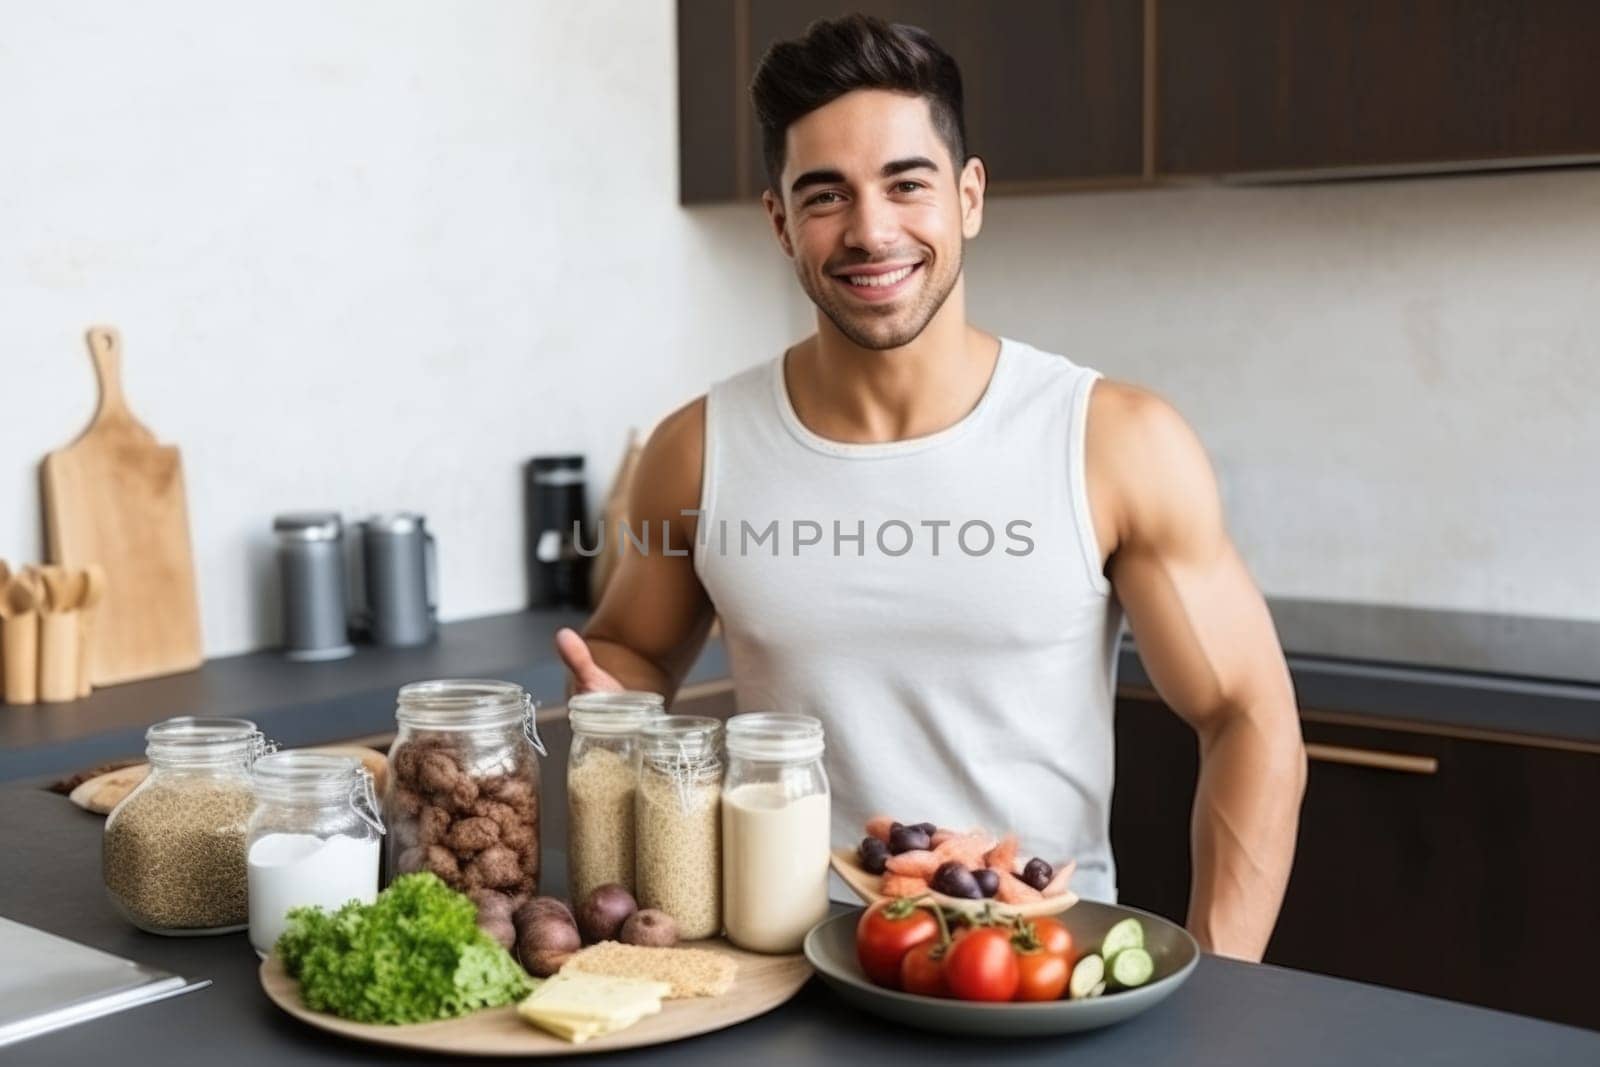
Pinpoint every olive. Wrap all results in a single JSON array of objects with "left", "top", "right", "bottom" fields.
[
  {"left": 859, "top": 836, "right": 890, "bottom": 875},
  {"left": 888, "top": 824, "right": 931, "bottom": 855},
  {"left": 931, "top": 861, "right": 983, "bottom": 899},
  {"left": 914, "top": 822, "right": 938, "bottom": 837},
  {"left": 1021, "top": 857, "right": 1054, "bottom": 891},
  {"left": 972, "top": 868, "right": 1000, "bottom": 897}
]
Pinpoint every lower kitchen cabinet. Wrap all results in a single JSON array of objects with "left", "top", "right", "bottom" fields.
[{"left": 1111, "top": 695, "right": 1600, "bottom": 1030}]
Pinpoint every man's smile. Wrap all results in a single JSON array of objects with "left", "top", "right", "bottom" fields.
[{"left": 831, "top": 260, "right": 924, "bottom": 301}]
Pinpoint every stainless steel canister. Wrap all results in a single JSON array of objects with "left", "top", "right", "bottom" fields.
[
  {"left": 273, "top": 512, "right": 354, "bottom": 661},
  {"left": 354, "top": 513, "right": 437, "bottom": 647}
]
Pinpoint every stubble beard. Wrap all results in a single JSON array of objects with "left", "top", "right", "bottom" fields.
[{"left": 798, "top": 244, "right": 964, "bottom": 351}]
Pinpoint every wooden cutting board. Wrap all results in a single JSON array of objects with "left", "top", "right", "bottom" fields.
[
  {"left": 66, "top": 746, "right": 390, "bottom": 815},
  {"left": 41, "top": 326, "right": 202, "bottom": 685},
  {"left": 260, "top": 939, "right": 812, "bottom": 1056}
]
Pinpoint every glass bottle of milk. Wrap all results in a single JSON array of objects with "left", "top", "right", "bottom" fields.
[
  {"left": 246, "top": 752, "right": 385, "bottom": 957},
  {"left": 721, "top": 713, "right": 829, "bottom": 954}
]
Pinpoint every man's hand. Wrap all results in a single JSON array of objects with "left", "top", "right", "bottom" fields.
[{"left": 555, "top": 627, "right": 625, "bottom": 695}]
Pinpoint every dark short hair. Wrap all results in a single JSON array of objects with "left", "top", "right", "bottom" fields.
[{"left": 750, "top": 14, "right": 968, "bottom": 195}]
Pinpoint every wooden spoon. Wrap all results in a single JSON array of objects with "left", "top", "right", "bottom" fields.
[
  {"left": 0, "top": 573, "right": 42, "bottom": 704},
  {"left": 77, "top": 565, "right": 106, "bottom": 697},
  {"left": 0, "top": 573, "right": 38, "bottom": 617},
  {"left": 39, "top": 565, "right": 87, "bottom": 612}
]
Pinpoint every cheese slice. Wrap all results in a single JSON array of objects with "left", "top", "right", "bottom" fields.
[
  {"left": 516, "top": 972, "right": 671, "bottom": 1039},
  {"left": 526, "top": 1003, "right": 659, "bottom": 1027},
  {"left": 521, "top": 1013, "right": 606, "bottom": 1044}
]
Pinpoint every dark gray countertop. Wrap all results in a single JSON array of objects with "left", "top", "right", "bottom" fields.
[
  {"left": 1118, "top": 598, "right": 1600, "bottom": 746},
  {"left": 0, "top": 610, "right": 729, "bottom": 783},
  {"left": 4, "top": 779, "right": 1597, "bottom": 1064},
  {"left": 1266, "top": 598, "right": 1600, "bottom": 687}
]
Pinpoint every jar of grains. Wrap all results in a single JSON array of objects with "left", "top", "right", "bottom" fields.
[
  {"left": 721, "top": 712, "right": 830, "bottom": 953},
  {"left": 247, "top": 752, "right": 386, "bottom": 958},
  {"left": 565, "top": 691, "right": 665, "bottom": 903},
  {"left": 635, "top": 715, "right": 723, "bottom": 940},
  {"left": 103, "top": 717, "right": 273, "bottom": 935},
  {"left": 384, "top": 680, "right": 546, "bottom": 904}
]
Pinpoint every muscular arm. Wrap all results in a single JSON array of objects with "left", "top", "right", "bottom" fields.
[
  {"left": 1088, "top": 383, "right": 1307, "bottom": 960},
  {"left": 559, "top": 398, "right": 716, "bottom": 702}
]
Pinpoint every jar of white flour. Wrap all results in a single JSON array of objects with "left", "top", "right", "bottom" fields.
[{"left": 246, "top": 752, "right": 385, "bottom": 957}]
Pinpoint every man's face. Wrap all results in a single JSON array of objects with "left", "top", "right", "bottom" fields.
[{"left": 764, "top": 90, "right": 985, "bottom": 351}]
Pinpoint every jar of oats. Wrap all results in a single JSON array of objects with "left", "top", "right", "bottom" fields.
[
  {"left": 103, "top": 717, "right": 273, "bottom": 935},
  {"left": 566, "top": 691, "right": 664, "bottom": 904},
  {"left": 634, "top": 715, "right": 722, "bottom": 940}
]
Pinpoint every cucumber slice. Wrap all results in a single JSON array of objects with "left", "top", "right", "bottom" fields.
[
  {"left": 1108, "top": 947, "right": 1154, "bottom": 989},
  {"left": 1101, "top": 917, "right": 1145, "bottom": 960},
  {"left": 1069, "top": 953, "right": 1104, "bottom": 999}
]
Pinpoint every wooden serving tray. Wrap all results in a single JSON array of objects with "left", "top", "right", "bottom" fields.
[{"left": 260, "top": 938, "right": 811, "bottom": 1056}]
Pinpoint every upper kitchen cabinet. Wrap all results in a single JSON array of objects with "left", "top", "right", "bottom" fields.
[
  {"left": 677, "top": 0, "right": 1147, "bottom": 204},
  {"left": 1157, "top": 0, "right": 1600, "bottom": 178}
]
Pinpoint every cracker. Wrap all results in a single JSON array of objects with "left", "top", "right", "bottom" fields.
[{"left": 560, "top": 942, "right": 737, "bottom": 998}]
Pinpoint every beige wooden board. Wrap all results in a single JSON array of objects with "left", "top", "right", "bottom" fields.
[
  {"left": 41, "top": 327, "right": 202, "bottom": 685},
  {"left": 830, "top": 847, "right": 1079, "bottom": 920},
  {"left": 68, "top": 763, "right": 151, "bottom": 814},
  {"left": 260, "top": 938, "right": 811, "bottom": 1056},
  {"left": 68, "top": 745, "right": 388, "bottom": 815}
]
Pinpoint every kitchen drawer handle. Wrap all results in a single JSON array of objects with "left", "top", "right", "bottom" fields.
[{"left": 1305, "top": 743, "right": 1438, "bottom": 775}]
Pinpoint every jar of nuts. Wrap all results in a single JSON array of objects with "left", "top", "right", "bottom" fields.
[
  {"left": 103, "top": 717, "right": 273, "bottom": 935},
  {"left": 384, "top": 680, "right": 545, "bottom": 899}
]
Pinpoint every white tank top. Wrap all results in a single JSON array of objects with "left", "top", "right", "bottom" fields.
[{"left": 695, "top": 338, "right": 1124, "bottom": 902}]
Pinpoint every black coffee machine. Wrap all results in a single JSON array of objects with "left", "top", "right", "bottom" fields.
[{"left": 525, "top": 455, "right": 590, "bottom": 609}]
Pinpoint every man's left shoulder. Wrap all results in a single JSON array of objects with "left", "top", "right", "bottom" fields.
[
  {"left": 1086, "top": 380, "right": 1219, "bottom": 543},
  {"left": 1086, "top": 379, "right": 1197, "bottom": 451}
]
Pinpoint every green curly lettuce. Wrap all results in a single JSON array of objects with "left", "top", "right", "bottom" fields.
[{"left": 276, "top": 872, "right": 531, "bottom": 1024}]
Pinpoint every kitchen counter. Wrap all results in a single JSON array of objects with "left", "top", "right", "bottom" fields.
[
  {"left": 1120, "top": 597, "right": 1600, "bottom": 748},
  {"left": 0, "top": 610, "right": 730, "bottom": 783},
  {"left": 1264, "top": 598, "right": 1600, "bottom": 686},
  {"left": 4, "top": 781, "right": 1598, "bottom": 1064}
]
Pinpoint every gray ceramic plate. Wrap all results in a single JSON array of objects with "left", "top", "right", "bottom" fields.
[{"left": 803, "top": 901, "right": 1199, "bottom": 1037}]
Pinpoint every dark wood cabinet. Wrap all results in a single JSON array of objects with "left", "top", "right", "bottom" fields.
[
  {"left": 1157, "top": 0, "right": 1600, "bottom": 177},
  {"left": 677, "top": 0, "right": 744, "bottom": 204},
  {"left": 1112, "top": 694, "right": 1600, "bottom": 1030},
  {"left": 679, "top": 0, "right": 1147, "bottom": 203},
  {"left": 680, "top": 1, "right": 1600, "bottom": 202}
]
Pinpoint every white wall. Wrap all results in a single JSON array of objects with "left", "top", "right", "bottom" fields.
[
  {"left": 0, "top": 1, "right": 804, "bottom": 657},
  {"left": 5, "top": 3, "right": 1595, "bottom": 661},
  {"left": 967, "top": 168, "right": 1600, "bottom": 621}
]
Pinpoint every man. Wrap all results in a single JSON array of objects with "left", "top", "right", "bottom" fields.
[{"left": 557, "top": 14, "right": 1305, "bottom": 960}]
